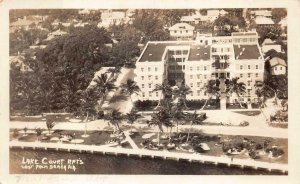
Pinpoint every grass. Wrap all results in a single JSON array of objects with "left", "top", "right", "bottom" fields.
[
  {"left": 226, "top": 103, "right": 247, "bottom": 110},
  {"left": 233, "top": 111, "right": 261, "bottom": 116},
  {"left": 10, "top": 128, "right": 288, "bottom": 164}
]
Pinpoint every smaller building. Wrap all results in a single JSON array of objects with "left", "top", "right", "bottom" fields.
[
  {"left": 78, "top": 9, "right": 91, "bottom": 15},
  {"left": 99, "top": 10, "right": 126, "bottom": 28},
  {"left": 261, "top": 38, "right": 282, "bottom": 53},
  {"left": 269, "top": 57, "right": 287, "bottom": 75},
  {"left": 169, "top": 23, "right": 195, "bottom": 40},
  {"left": 251, "top": 10, "right": 272, "bottom": 18},
  {"left": 254, "top": 16, "right": 274, "bottom": 27},
  {"left": 46, "top": 29, "right": 68, "bottom": 41}
]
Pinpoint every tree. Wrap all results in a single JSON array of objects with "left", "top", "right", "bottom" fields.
[
  {"left": 152, "top": 80, "right": 172, "bottom": 108},
  {"left": 93, "top": 73, "right": 117, "bottom": 109},
  {"left": 46, "top": 117, "right": 55, "bottom": 135},
  {"left": 201, "top": 80, "right": 220, "bottom": 110},
  {"left": 148, "top": 108, "right": 171, "bottom": 146},
  {"left": 256, "top": 26, "right": 282, "bottom": 45},
  {"left": 226, "top": 77, "right": 246, "bottom": 108},
  {"left": 172, "top": 84, "right": 192, "bottom": 109},
  {"left": 120, "top": 79, "right": 140, "bottom": 107},
  {"left": 107, "top": 109, "right": 123, "bottom": 133},
  {"left": 185, "top": 111, "right": 204, "bottom": 145},
  {"left": 271, "top": 8, "right": 287, "bottom": 23},
  {"left": 126, "top": 109, "right": 142, "bottom": 134},
  {"left": 35, "top": 128, "right": 42, "bottom": 141},
  {"left": 170, "top": 104, "right": 186, "bottom": 134}
]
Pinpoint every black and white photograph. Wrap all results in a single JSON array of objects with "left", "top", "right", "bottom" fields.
[{"left": 1, "top": 0, "right": 300, "bottom": 183}]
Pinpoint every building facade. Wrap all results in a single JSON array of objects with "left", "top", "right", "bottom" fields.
[{"left": 134, "top": 31, "right": 264, "bottom": 103}]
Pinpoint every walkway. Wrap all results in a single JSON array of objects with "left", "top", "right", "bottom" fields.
[
  {"left": 9, "top": 141, "right": 288, "bottom": 173},
  {"left": 124, "top": 131, "right": 139, "bottom": 149}
]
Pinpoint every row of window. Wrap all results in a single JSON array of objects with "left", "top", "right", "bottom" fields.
[
  {"left": 142, "top": 91, "right": 159, "bottom": 97},
  {"left": 240, "top": 64, "right": 259, "bottom": 70},
  {"left": 189, "top": 65, "right": 208, "bottom": 71},
  {"left": 172, "top": 30, "right": 191, "bottom": 34},
  {"left": 141, "top": 75, "right": 159, "bottom": 80},
  {"left": 169, "top": 50, "right": 189, "bottom": 55},
  {"left": 212, "top": 47, "right": 231, "bottom": 53},
  {"left": 233, "top": 38, "right": 257, "bottom": 43},
  {"left": 240, "top": 73, "right": 260, "bottom": 78},
  {"left": 140, "top": 67, "right": 159, "bottom": 72},
  {"left": 189, "top": 74, "right": 208, "bottom": 80}
]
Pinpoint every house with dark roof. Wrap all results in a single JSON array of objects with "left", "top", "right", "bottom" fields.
[{"left": 169, "top": 23, "right": 195, "bottom": 40}]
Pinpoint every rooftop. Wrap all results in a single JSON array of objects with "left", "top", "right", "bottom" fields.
[
  {"left": 269, "top": 57, "right": 287, "bottom": 67},
  {"left": 169, "top": 23, "right": 195, "bottom": 31},
  {"left": 139, "top": 42, "right": 210, "bottom": 62},
  {"left": 255, "top": 16, "right": 274, "bottom": 25},
  {"left": 233, "top": 44, "right": 262, "bottom": 60}
]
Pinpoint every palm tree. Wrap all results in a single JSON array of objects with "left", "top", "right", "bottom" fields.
[
  {"left": 148, "top": 108, "right": 171, "bottom": 146},
  {"left": 126, "top": 109, "right": 142, "bottom": 134},
  {"left": 184, "top": 111, "right": 204, "bottom": 145},
  {"left": 93, "top": 73, "right": 117, "bottom": 108},
  {"left": 170, "top": 104, "right": 186, "bottom": 134},
  {"left": 172, "top": 83, "right": 192, "bottom": 109},
  {"left": 255, "top": 84, "right": 273, "bottom": 121},
  {"left": 46, "top": 117, "right": 55, "bottom": 135},
  {"left": 201, "top": 80, "right": 220, "bottom": 110},
  {"left": 120, "top": 79, "right": 140, "bottom": 107},
  {"left": 152, "top": 80, "right": 172, "bottom": 108},
  {"left": 107, "top": 109, "right": 123, "bottom": 134},
  {"left": 225, "top": 77, "right": 246, "bottom": 108},
  {"left": 107, "top": 65, "right": 122, "bottom": 80},
  {"left": 35, "top": 128, "right": 42, "bottom": 141}
]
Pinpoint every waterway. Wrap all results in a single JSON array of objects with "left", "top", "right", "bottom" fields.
[{"left": 10, "top": 149, "right": 286, "bottom": 175}]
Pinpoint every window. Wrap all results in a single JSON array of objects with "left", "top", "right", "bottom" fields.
[
  {"left": 141, "top": 67, "right": 144, "bottom": 72},
  {"left": 148, "top": 67, "right": 151, "bottom": 72},
  {"left": 197, "top": 82, "right": 201, "bottom": 87},
  {"left": 204, "top": 66, "right": 207, "bottom": 70},
  {"left": 247, "top": 89, "right": 251, "bottom": 94},
  {"left": 149, "top": 84, "right": 151, "bottom": 88},
  {"left": 148, "top": 75, "right": 151, "bottom": 80},
  {"left": 190, "top": 75, "right": 193, "bottom": 79},
  {"left": 197, "top": 66, "right": 200, "bottom": 71},
  {"left": 248, "top": 81, "right": 250, "bottom": 86},
  {"left": 255, "top": 73, "right": 258, "bottom": 77},
  {"left": 156, "top": 92, "right": 158, "bottom": 97},
  {"left": 248, "top": 73, "right": 251, "bottom": 78},
  {"left": 142, "top": 84, "right": 144, "bottom": 88},
  {"left": 174, "top": 31, "right": 177, "bottom": 34},
  {"left": 176, "top": 50, "right": 181, "bottom": 55},
  {"left": 197, "top": 90, "right": 201, "bottom": 96},
  {"left": 169, "top": 50, "right": 174, "bottom": 55},
  {"left": 212, "top": 48, "right": 217, "bottom": 52},
  {"left": 191, "top": 92, "right": 193, "bottom": 96},
  {"left": 183, "top": 50, "right": 188, "bottom": 54},
  {"left": 155, "top": 67, "right": 158, "bottom": 72},
  {"left": 186, "top": 30, "right": 188, "bottom": 33},
  {"left": 141, "top": 76, "right": 144, "bottom": 80},
  {"left": 280, "top": 66, "right": 283, "bottom": 70},
  {"left": 149, "top": 92, "right": 152, "bottom": 97},
  {"left": 240, "top": 74, "right": 243, "bottom": 78},
  {"left": 197, "top": 74, "right": 201, "bottom": 79},
  {"left": 180, "top": 31, "right": 182, "bottom": 34},
  {"left": 240, "top": 65, "right": 243, "bottom": 70},
  {"left": 204, "top": 75, "right": 207, "bottom": 79},
  {"left": 155, "top": 76, "right": 158, "bottom": 80},
  {"left": 176, "top": 58, "right": 181, "bottom": 62},
  {"left": 248, "top": 65, "right": 250, "bottom": 70},
  {"left": 190, "top": 83, "right": 193, "bottom": 88},
  {"left": 190, "top": 67, "right": 193, "bottom": 71},
  {"left": 256, "top": 65, "right": 258, "bottom": 69},
  {"left": 275, "top": 67, "right": 277, "bottom": 71},
  {"left": 142, "top": 92, "right": 145, "bottom": 97}
]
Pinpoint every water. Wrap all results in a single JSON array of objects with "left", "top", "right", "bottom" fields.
[{"left": 10, "top": 149, "right": 285, "bottom": 175}]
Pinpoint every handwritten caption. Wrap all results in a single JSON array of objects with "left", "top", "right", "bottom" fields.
[{"left": 21, "top": 157, "right": 84, "bottom": 171}]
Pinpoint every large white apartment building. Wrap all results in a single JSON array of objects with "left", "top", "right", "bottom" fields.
[{"left": 134, "top": 31, "right": 264, "bottom": 103}]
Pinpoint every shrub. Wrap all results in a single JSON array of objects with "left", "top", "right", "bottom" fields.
[
  {"left": 12, "top": 129, "right": 19, "bottom": 138},
  {"left": 239, "top": 121, "right": 249, "bottom": 126},
  {"left": 266, "top": 147, "right": 284, "bottom": 157},
  {"left": 134, "top": 100, "right": 158, "bottom": 111},
  {"left": 234, "top": 142, "right": 244, "bottom": 152},
  {"left": 255, "top": 143, "right": 263, "bottom": 150},
  {"left": 249, "top": 149, "right": 259, "bottom": 159}
]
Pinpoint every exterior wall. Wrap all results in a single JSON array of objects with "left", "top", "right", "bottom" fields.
[
  {"left": 271, "top": 65, "right": 286, "bottom": 75},
  {"left": 170, "top": 30, "right": 194, "bottom": 40},
  {"left": 262, "top": 45, "right": 281, "bottom": 53},
  {"left": 134, "top": 61, "right": 165, "bottom": 101},
  {"left": 233, "top": 59, "right": 265, "bottom": 102},
  {"left": 184, "top": 60, "right": 212, "bottom": 100}
]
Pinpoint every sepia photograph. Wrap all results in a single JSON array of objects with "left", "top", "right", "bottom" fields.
[
  {"left": 0, "top": 0, "right": 299, "bottom": 183},
  {"left": 7, "top": 7, "right": 290, "bottom": 175}
]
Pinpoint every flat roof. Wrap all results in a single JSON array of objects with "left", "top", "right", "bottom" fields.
[
  {"left": 233, "top": 44, "right": 262, "bottom": 60},
  {"left": 232, "top": 32, "right": 257, "bottom": 36},
  {"left": 139, "top": 42, "right": 210, "bottom": 62}
]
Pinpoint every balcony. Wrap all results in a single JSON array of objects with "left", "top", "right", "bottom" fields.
[{"left": 246, "top": 86, "right": 252, "bottom": 90}]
